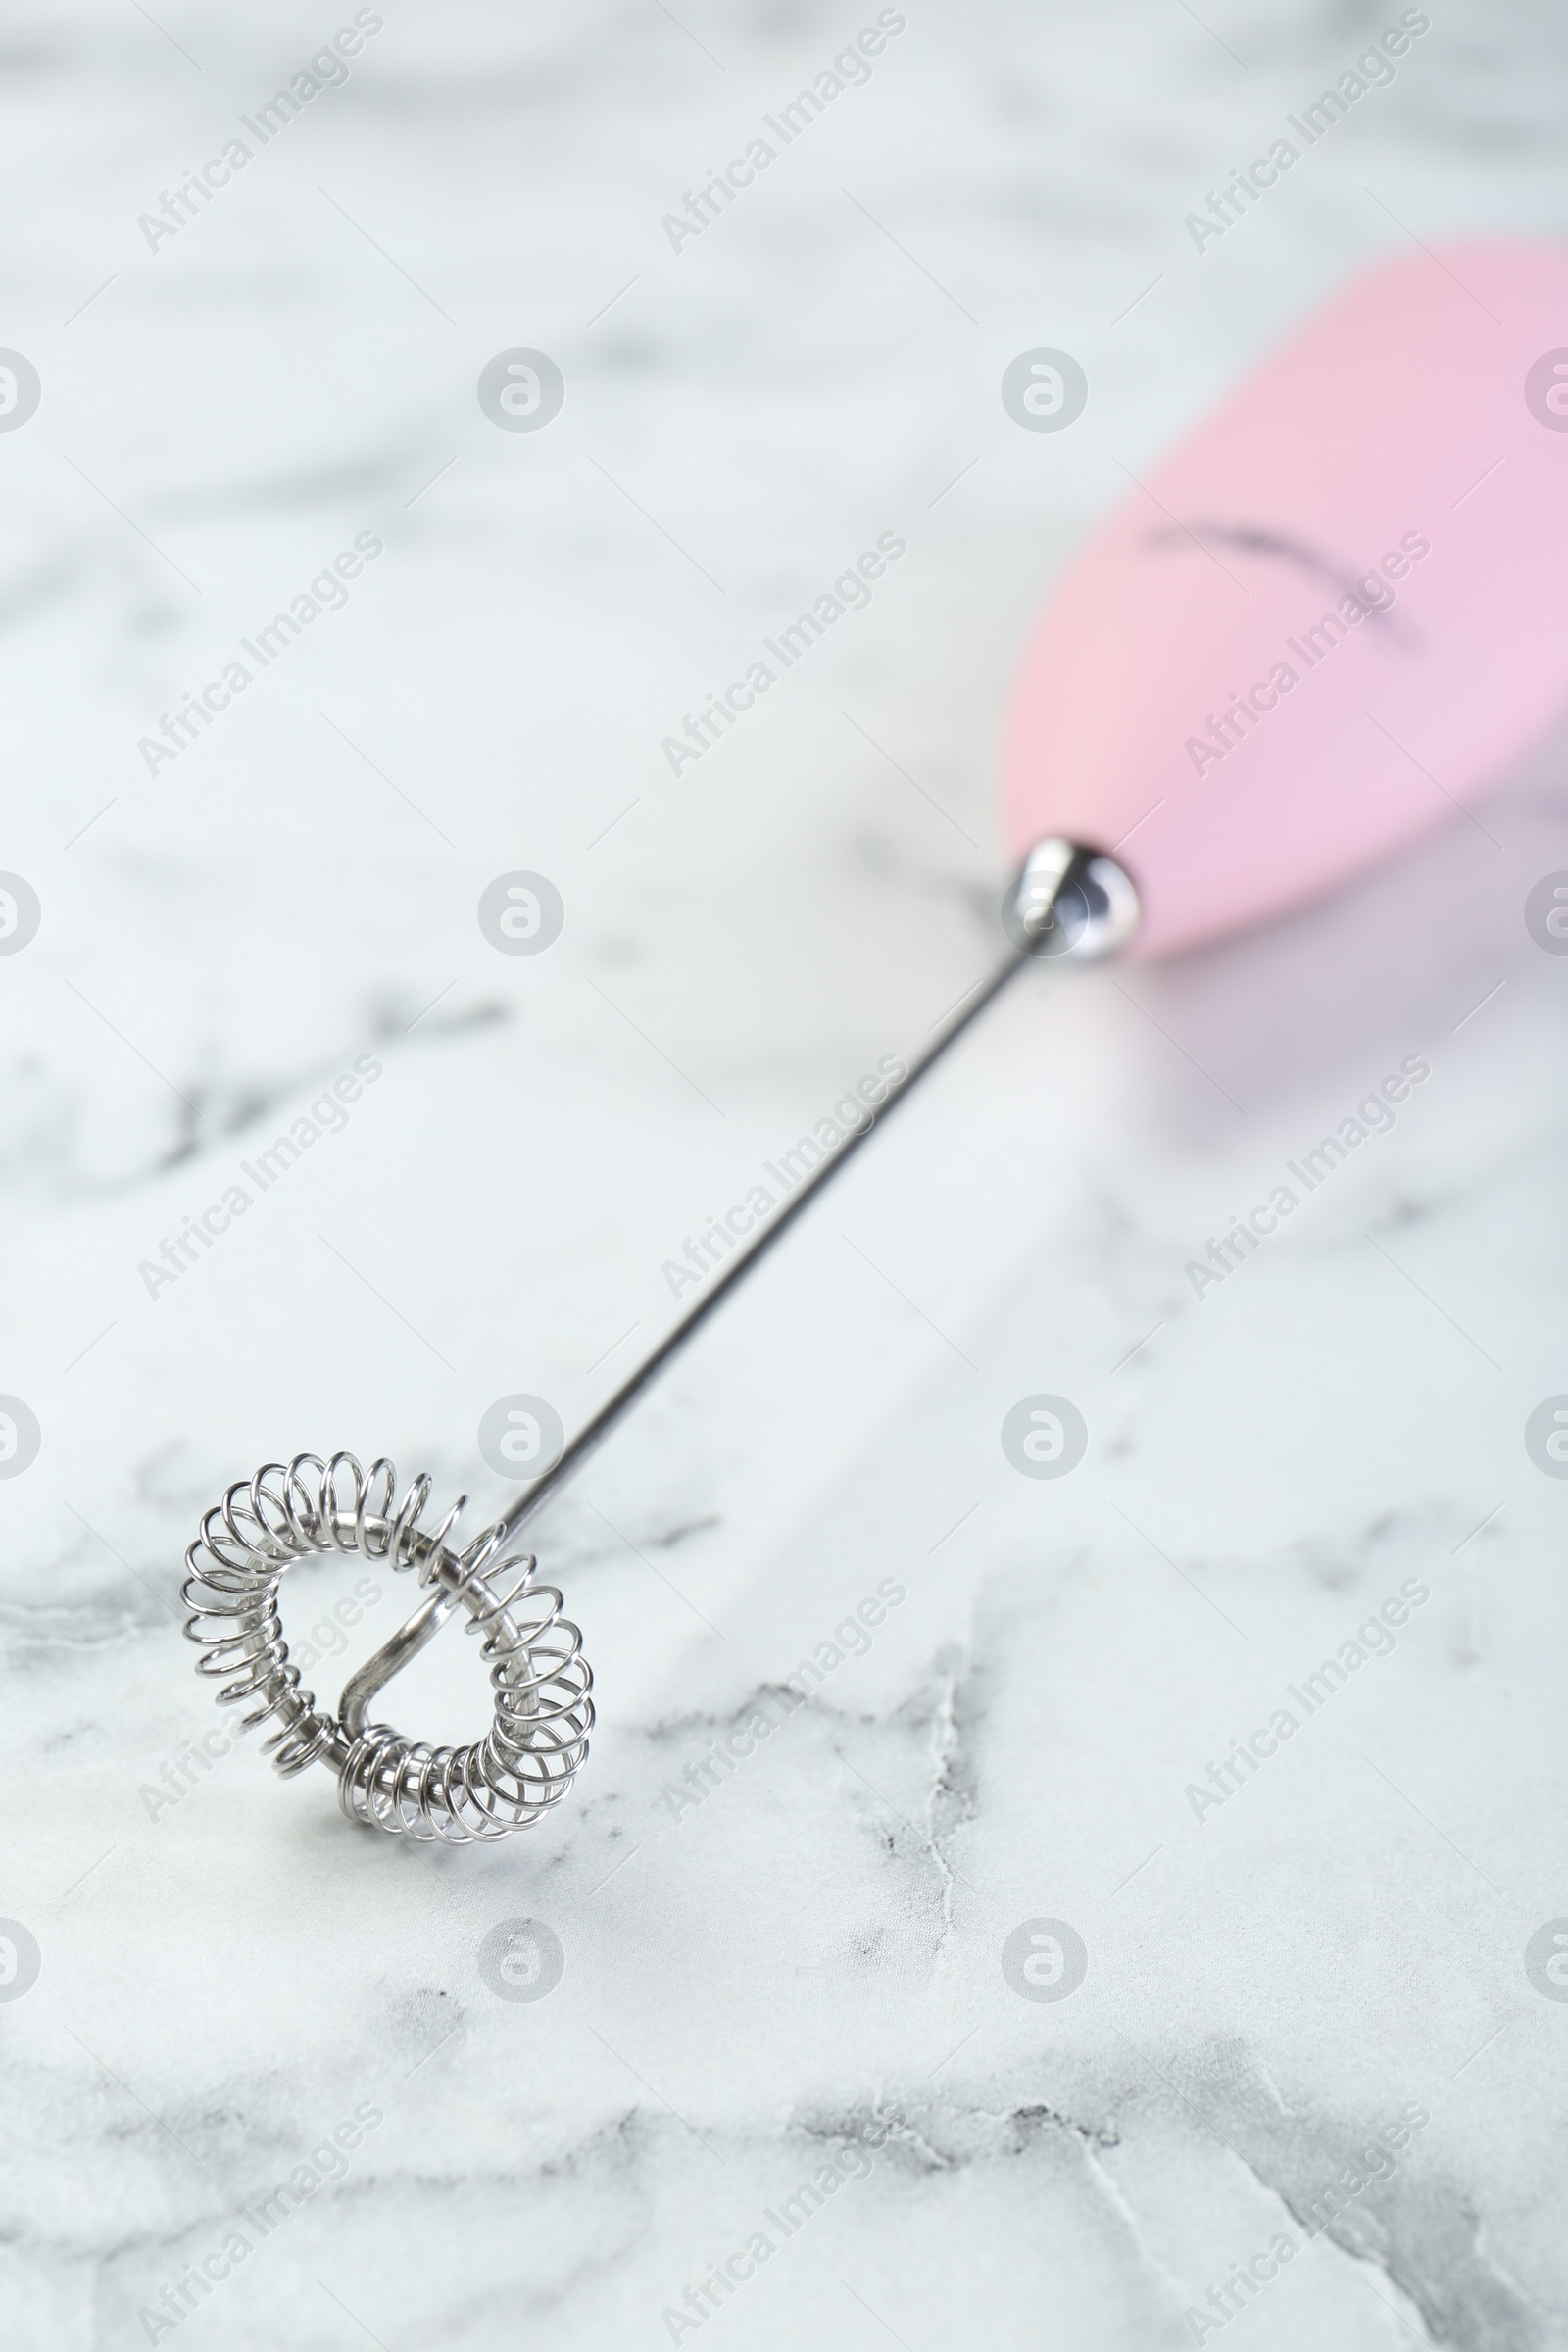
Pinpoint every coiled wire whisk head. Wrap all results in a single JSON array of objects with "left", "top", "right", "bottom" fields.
[{"left": 181, "top": 1451, "right": 593, "bottom": 1842}]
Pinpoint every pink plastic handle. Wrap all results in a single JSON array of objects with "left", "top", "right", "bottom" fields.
[{"left": 1002, "top": 242, "right": 1568, "bottom": 957}]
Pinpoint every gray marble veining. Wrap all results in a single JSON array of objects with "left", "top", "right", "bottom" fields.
[{"left": 2, "top": 1, "right": 1567, "bottom": 2347}]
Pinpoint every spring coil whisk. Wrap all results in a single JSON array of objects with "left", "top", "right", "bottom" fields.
[{"left": 181, "top": 1451, "right": 593, "bottom": 1841}]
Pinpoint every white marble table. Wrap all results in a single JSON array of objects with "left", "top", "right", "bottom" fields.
[{"left": 3, "top": 1, "right": 1568, "bottom": 2345}]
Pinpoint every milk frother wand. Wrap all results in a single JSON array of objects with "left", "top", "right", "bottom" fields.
[
  {"left": 183, "top": 239, "right": 1568, "bottom": 1841},
  {"left": 180, "top": 841, "right": 1130, "bottom": 1843}
]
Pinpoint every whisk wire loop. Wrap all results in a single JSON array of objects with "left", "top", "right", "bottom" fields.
[{"left": 182, "top": 1451, "right": 592, "bottom": 1839}]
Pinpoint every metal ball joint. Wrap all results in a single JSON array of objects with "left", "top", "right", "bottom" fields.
[
  {"left": 182, "top": 842, "right": 1137, "bottom": 1843},
  {"left": 1000, "top": 838, "right": 1141, "bottom": 962}
]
